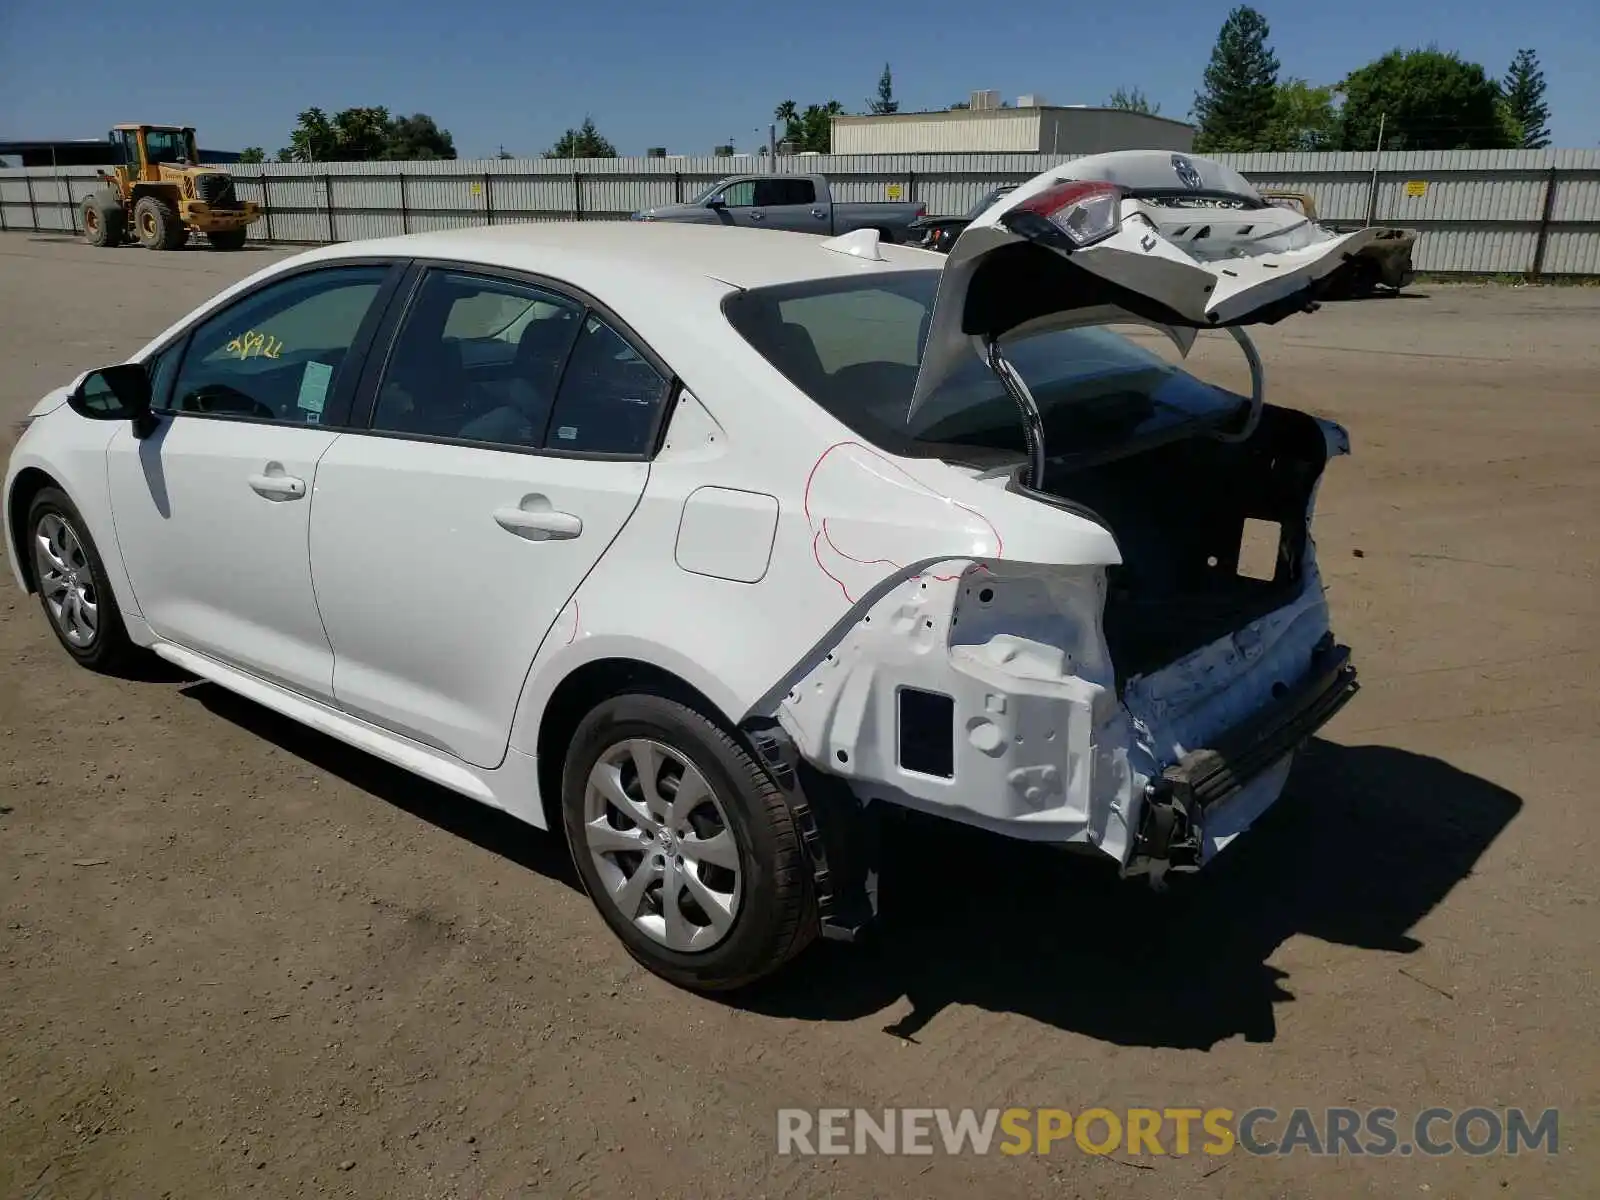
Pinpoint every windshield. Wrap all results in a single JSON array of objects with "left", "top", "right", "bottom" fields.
[
  {"left": 687, "top": 182, "right": 725, "bottom": 205},
  {"left": 144, "top": 128, "right": 194, "bottom": 164},
  {"left": 721, "top": 271, "right": 1249, "bottom": 468}
]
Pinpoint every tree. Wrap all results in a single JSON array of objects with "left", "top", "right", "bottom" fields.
[
  {"left": 869, "top": 63, "right": 899, "bottom": 115},
  {"left": 281, "top": 107, "right": 338, "bottom": 163},
  {"left": 385, "top": 113, "right": 456, "bottom": 160},
  {"left": 1107, "top": 86, "right": 1159, "bottom": 115},
  {"left": 1260, "top": 79, "right": 1340, "bottom": 151},
  {"left": 774, "top": 99, "right": 799, "bottom": 139},
  {"left": 333, "top": 106, "right": 393, "bottom": 161},
  {"left": 1501, "top": 48, "right": 1551, "bottom": 149},
  {"left": 1192, "top": 6, "right": 1280, "bottom": 152},
  {"left": 237, "top": 147, "right": 266, "bottom": 163},
  {"left": 276, "top": 107, "right": 456, "bottom": 162},
  {"left": 947, "top": 100, "right": 970, "bottom": 110},
  {"left": 770, "top": 99, "right": 845, "bottom": 152},
  {"left": 1339, "top": 48, "right": 1512, "bottom": 151},
  {"left": 544, "top": 117, "right": 618, "bottom": 159},
  {"left": 796, "top": 100, "right": 845, "bottom": 153}
]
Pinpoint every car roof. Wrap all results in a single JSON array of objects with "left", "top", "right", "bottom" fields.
[{"left": 310, "top": 220, "right": 943, "bottom": 293}]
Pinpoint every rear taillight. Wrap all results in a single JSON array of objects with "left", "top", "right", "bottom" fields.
[
  {"left": 915, "top": 203, "right": 926, "bottom": 217},
  {"left": 1001, "top": 179, "right": 1122, "bottom": 249}
]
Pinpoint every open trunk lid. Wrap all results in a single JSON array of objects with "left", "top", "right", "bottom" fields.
[{"left": 910, "top": 150, "right": 1378, "bottom": 414}]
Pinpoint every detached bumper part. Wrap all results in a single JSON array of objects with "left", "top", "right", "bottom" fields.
[
  {"left": 747, "top": 723, "right": 880, "bottom": 943},
  {"left": 1135, "top": 637, "right": 1358, "bottom": 870}
]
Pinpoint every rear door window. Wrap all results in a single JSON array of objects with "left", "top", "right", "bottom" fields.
[
  {"left": 755, "top": 178, "right": 815, "bottom": 206},
  {"left": 370, "top": 269, "right": 583, "bottom": 447},
  {"left": 543, "top": 314, "right": 669, "bottom": 455}
]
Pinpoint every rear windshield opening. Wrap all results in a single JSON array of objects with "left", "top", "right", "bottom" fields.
[{"left": 721, "top": 270, "right": 1250, "bottom": 470}]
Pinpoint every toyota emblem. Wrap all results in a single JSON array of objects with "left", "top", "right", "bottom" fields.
[{"left": 1171, "top": 154, "right": 1204, "bottom": 190}]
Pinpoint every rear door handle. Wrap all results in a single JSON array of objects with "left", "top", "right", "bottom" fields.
[
  {"left": 247, "top": 471, "right": 306, "bottom": 501},
  {"left": 494, "top": 506, "right": 582, "bottom": 540},
  {"left": 811, "top": 208, "right": 825, "bottom": 218}
]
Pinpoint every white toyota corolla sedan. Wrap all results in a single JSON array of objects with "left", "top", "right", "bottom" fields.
[{"left": 6, "top": 152, "right": 1365, "bottom": 990}]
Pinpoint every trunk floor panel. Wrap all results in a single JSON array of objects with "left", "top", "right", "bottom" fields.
[{"left": 1039, "top": 403, "right": 1332, "bottom": 682}]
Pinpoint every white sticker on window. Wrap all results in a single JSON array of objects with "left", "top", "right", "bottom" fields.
[
  {"left": 557, "top": 425, "right": 578, "bottom": 440},
  {"left": 297, "top": 361, "right": 333, "bottom": 414}
]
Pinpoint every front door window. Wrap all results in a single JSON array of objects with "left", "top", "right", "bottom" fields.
[{"left": 165, "top": 266, "right": 390, "bottom": 424}]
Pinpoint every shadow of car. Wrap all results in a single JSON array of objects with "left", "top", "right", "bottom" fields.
[{"left": 734, "top": 737, "right": 1521, "bottom": 1048}]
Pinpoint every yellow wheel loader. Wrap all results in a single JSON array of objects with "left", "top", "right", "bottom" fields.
[{"left": 80, "top": 125, "right": 261, "bottom": 251}]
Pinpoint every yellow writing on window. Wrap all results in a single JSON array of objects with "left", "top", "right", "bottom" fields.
[{"left": 224, "top": 330, "right": 284, "bottom": 360}]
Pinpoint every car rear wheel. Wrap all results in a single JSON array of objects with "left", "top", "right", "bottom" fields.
[
  {"left": 561, "top": 692, "right": 816, "bottom": 991},
  {"left": 26, "top": 487, "right": 137, "bottom": 672}
]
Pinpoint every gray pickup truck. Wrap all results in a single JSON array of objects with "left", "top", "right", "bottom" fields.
[{"left": 630, "top": 173, "right": 926, "bottom": 242}]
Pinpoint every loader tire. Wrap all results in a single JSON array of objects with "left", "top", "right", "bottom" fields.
[
  {"left": 81, "top": 192, "right": 125, "bottom": 248},
  {"left": 133, "top": 195, "right": 185, "bottom": 251},
  {"left": 206, "top": 228, "right": 249, "bottom": 250}
]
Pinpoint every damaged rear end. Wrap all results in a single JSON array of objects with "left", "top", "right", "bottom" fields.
[
  {"left": 730, "top": 150, "right": 1364, "bottom": 883},
  {"left": 770, "top": 433, "right": 1356, "bottom": 882}
]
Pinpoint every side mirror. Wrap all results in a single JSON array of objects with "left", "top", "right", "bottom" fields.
[
  {"left": 705, "top": 195, "right": 726, "bottom": 209},
  {"left": 69, "top": 363, "right": 158, "bottom": 438}
]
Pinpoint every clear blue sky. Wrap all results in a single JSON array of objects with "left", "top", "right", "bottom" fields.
[{"left": 2, "top": 0, "right": 1595, "bottom": 155}]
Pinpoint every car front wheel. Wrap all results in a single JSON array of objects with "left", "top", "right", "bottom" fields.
[
  {"left": 561, "top": 692, "right": 816, "bottom": 991},
  {"left": 26, "top": 487, "right": 136, "bottom": 672}
]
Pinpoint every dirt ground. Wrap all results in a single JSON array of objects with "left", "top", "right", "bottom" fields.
[{"left": 1, "top": 233, "right": 1596, "bottom": 1199}]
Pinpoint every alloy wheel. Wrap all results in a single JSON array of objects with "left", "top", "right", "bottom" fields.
[
  {"left": 582, "top": 738, "right": 742, "bottom": 952},
  {"left": 33, "top": 513, "right": 98, "bottom": 647}
]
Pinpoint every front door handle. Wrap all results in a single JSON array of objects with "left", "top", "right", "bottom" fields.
[
  {"left": 494, "top": 506, "right": 582, "bottom": 540},
  {"left": 246, "top": 471, "right": 306, "bottom": 501},
  {"left": 748, "top": 210, "right": 765, "bottom": 220}
]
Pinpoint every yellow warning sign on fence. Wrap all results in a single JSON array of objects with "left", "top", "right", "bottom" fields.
[
  {"left": 1404, "top": 180, "right": 1427, "bottom": 198},
  {"left": 886, "top": 184, "right": 904, "bottom": 201}
]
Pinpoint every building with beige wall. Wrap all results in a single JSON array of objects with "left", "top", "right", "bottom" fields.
[{"left": 829, "top": 94, "right": 1195, "bottom": 156}]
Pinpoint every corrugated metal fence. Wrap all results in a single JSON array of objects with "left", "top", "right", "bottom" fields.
[{"left": 3, "top": 149, "right": 1597, "bottom": 276}]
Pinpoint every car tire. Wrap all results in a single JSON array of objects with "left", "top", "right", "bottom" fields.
[
  {"left": 561, "top": 691, "right": 817, "bottom": 991},
  {"left": 25, "top": 487, "right": 138, "bottom": 673},
  {"left": 133, "top": 195, "right": 185, "bottom": 251}
]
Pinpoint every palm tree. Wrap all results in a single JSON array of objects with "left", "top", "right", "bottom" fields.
[{"left": 774, "top": 100, "right": 799, "bottom": 138}]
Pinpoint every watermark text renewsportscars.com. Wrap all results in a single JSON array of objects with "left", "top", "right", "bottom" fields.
[{"left": 776, "top": 1107, "right": 1560, "bottom": 1158}]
